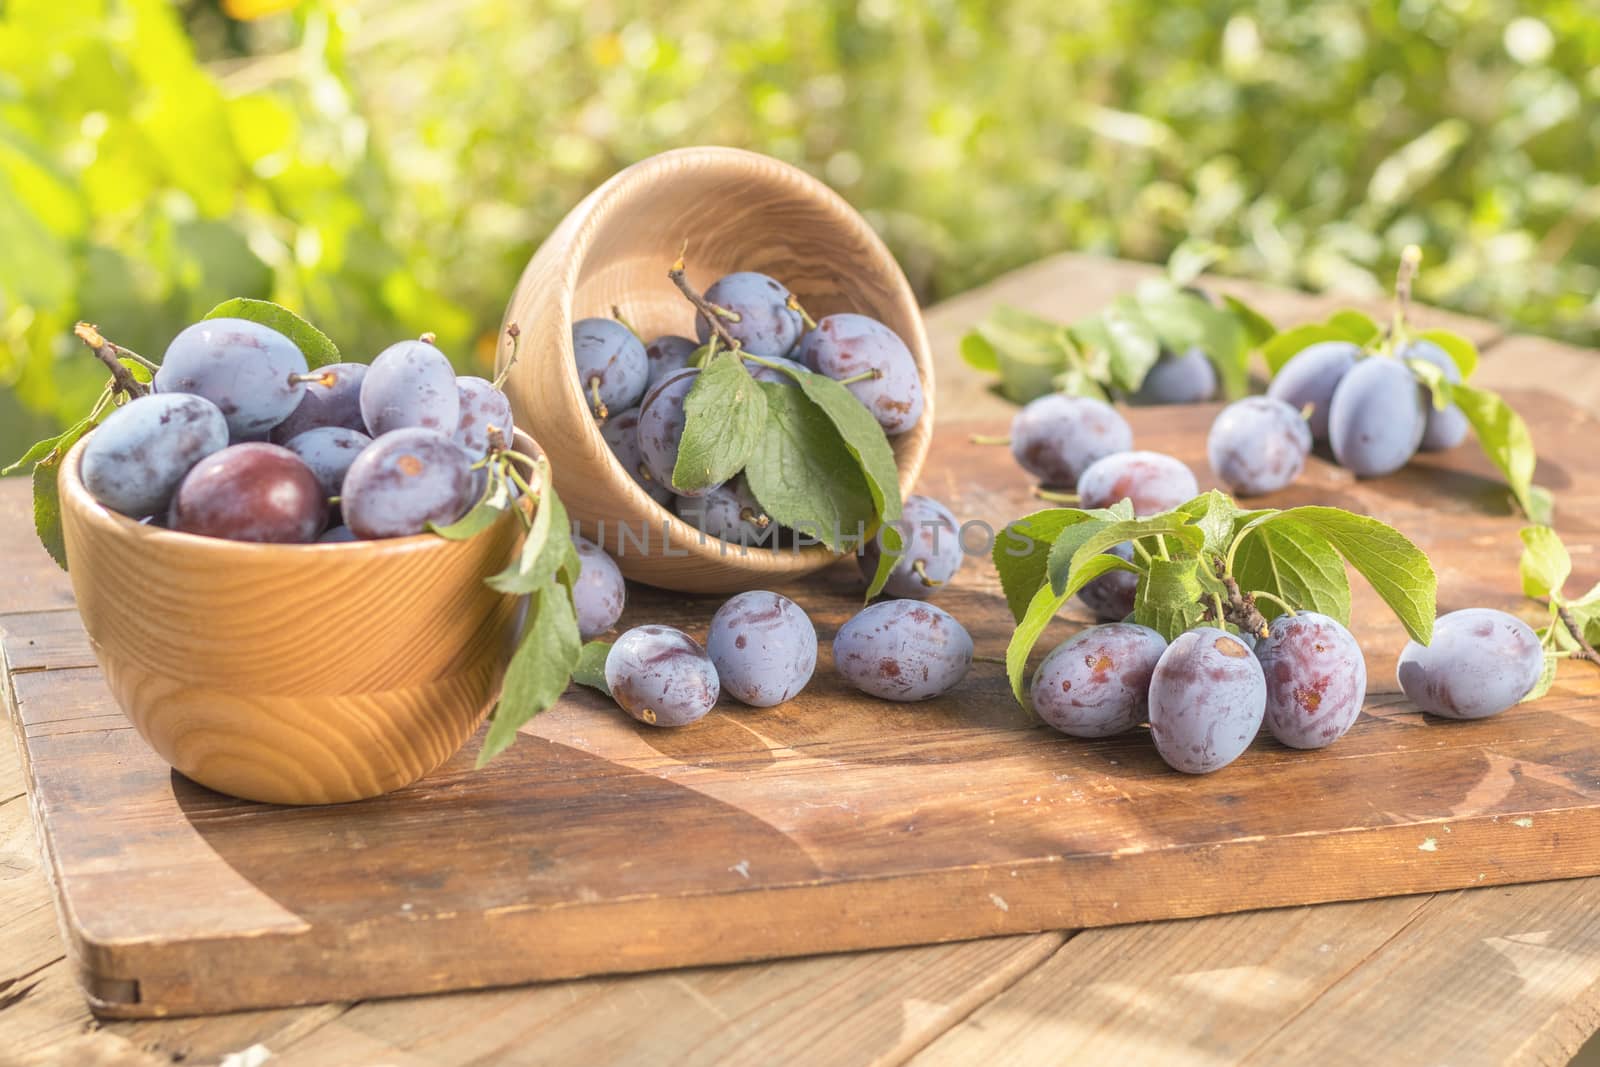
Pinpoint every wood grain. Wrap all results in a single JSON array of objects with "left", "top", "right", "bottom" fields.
[
  {"left": 53, "top": 434, "right": 530, "bottom": 805},
  {"left": 7, "top": 388, "right": 1600, "bottom": 1019},
  {"left": 497, "top": 146, "right": 935, "bottom": 593}
]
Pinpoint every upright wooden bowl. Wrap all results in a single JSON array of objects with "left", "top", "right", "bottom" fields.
[
  {"left": 499, "top": 146, "right": 935, "bottom": 593},
  {"left": 57, "top": 435, "right": 528, "bottom": 806}
]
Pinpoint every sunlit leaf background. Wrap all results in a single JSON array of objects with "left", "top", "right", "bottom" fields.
[{"left": 1, "top": 0, "right": 1595, "bottom": 462}]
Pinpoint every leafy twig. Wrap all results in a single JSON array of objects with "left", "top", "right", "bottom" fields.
[
  {"left": 73, "top": 323, "right": 150, "bottom": 399},
  {"left": 668, "top": 256, "right": 742, "bottom": 353},
  {"left": 1557, "top": 603, "right": 1600, "bottom": 665},
  {"left": 1212, "top": 558, "right": 1269, "bottom": 637}
]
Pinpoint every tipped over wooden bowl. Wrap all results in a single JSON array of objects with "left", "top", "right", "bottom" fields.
[
  {"left": 498, "top": 146, "right": 935, "bottom": 594},
  {"left": 57, "top": 433, "right": 531, "bottom": 806}
]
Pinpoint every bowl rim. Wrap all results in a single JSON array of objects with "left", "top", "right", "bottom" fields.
[
  {"left": 499, "top": 144, "right": 935, "bottom": 577},
  {"left": 58, "top": 430, "right": 528, "bottom": 562}
]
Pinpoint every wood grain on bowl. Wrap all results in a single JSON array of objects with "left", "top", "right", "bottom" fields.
[
  {"left": 55, "top": 433, "right": 532, "bottom": 805},
  {"left": 499, "top": 146, "right": 934, "bottom": 593}
]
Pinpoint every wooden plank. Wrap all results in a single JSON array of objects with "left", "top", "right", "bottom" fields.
[
  {"left": 0, "top": 243, "right": 1590, "bottom": 1066},
  {"left": 0, "top": 478, "right": 74, "bottom": 616},
  {"left": 7, "top": 392, "right": 1600, "bottom": 1018},
  {"left": 262, "top": 934, "right": 1066, "bottom": 1067}
]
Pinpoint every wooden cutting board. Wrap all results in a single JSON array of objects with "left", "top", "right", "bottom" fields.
[{"left": 5, "top": 392, "right": 1599, "bottom": 1020}]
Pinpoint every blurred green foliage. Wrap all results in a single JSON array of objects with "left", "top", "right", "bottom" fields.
[{"left": 3, "top": 0, "right": 1596, "bottom": 463}]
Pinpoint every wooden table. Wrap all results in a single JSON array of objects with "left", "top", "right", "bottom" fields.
[{"left": 5, "top": 254, "right": 1600, "bottom": 1067}]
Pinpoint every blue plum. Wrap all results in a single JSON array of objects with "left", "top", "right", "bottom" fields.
[
  {"left": 453, "top": 376, "right": 515, "bottom": 458},
  {"left": 155, "top": 318, "right": 308, "bottom": 439},
  {"left": 1030, "top": 623, "right": 1167, "bottom": 738},
  {"left": 340, "top": 428, "right": 475, "bottom": 539},
  {"left": 283, "top": 426, "right": 371, "bottom": 500},
  {"left": 1007, "top": 394, "right": 1133, "bottom": 487},
  {"left": 1077, "top": 542, "right": 1138, "bottom": 622},
  {"left": 572, "top": 317, "right": 648, "bottom": 420},
  {"left": 706, "top": 591, "right": 818, "bottom": 707},
  {"left": 1402, "top": 340, "right": 1470, "bottom": 452},
  {"left": 1131, "top": 347, "right": 1217, "bottom": 405},
  {"left": 360, "top": 339, "right": 460, "bottom": 437},
  {"left": 1327, "top": 357, "right": 1426, "bottom": 477},
  {"left": 695, "top": 272, "right": 804, "bottom": 357},
  {"left": 600, "top": 405, "right": 673, "bottom": 505},
  {"left": 1076, "top": 450, "right": 1198, "bottom": 516},
  {"left": 1266, "top": 341, "right": 1359, "bottom": 442},
  {"left": 572, "top": 536, "right": 625, "bottom": 639},
  {"left": 675, "top": 477, "right": 773, "bottom": 545},
  {"left": 270, "top": 362, "right": 368, "bottom": 443},
  {"left": 645, "top": 335, "right": 699, "bottom": 386},
  {"left": 1207, "top": 396, "right": 1312, "bottom": 496},
  {"left": 1396, "top": 608, "right": 1543, "bottom": 720},
  {"left": 832, "top": 600, "right": 973, "bottom": 702},
  {"left": 1148, "top": 627, "right": 1267, "bottom": 773},
  {"left": 1255, "top": 612, "right": 1366, "bottom": 749},
  {"left": 605, "top": 625, "right": 720, "bottom": 727},
  {"left": 637, "top": 368, "right": 720, "bottom": 497},
  {"left": 858, "top": 493, "right": 963, "bottom": 599},
  {"left": 797, "top": 313, "right": 925, "bottom": 434},
  {"left": 80, "top": 393, "right": 229, "bottom": 518}
]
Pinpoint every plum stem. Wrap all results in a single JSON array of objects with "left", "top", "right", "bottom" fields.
[
  {"left": 969, "top": 433, "right": 1011, "bottom": 446},
  {"left": 668, "top": 258, "right": 744, "bottom": 352},
  {"left": 493, "top": 323, "right": 521, "bottom": 391},
  {"left": 1035, "top": 488, "right": 1078, "bottom": 503},
  {"left": 1250, "top": 590, "right": 1297, "bottom": 617},
  {"left": 1212, "top": 558, "right": 1269, "bottom": 637},
  {"left": 971, "top": 654, "right": 1008, "bottom": 666},
  {"left": 419, "top": 331, "right": 437, "bottom": 345},
  {"left": 739, "top": 506, "right": 772, "bottom": 530},
  {"left": 1391, "top": 244, "right": 1422, "bottom": 345},
  {"left": 837, "top": 369, "right": 881, "bottom": 386},
  {"left": 611, "top": 304, "right": 639, "bottom": 337},
  {"left": 787, "top": 293, "right": 818, "bottom": 331},
  {"left": 1557, "top": 603, "right": 1600, "bottom": 666},
  {"left": 74, "top": 323, "right": 151, "bottom": 399},
  {"left": 289, "top": 370, "right": 338, "bottom": 388},
  {"left": 587, "top": 376, "right": 608, "bottom": 421},
  {"left": 912, "top": 558, "right": 943, "bottom": 588}
]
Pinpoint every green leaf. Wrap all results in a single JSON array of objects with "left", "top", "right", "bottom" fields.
[
  {"left": 486, "top": 465, "right": 572, "bottom": 594},
  {"left": 1446, "top": 381, "right": 1549, "bottom": 524},
  {"left": 864, "top": 522, "right": 904, "bottom": 601},
  {"left": 1044, "top": 517, "right": 1112, "bottom": 595},
  {"left": 1057, "top": 516, "right": 1206, "bottom": 595},
  {"left": 1005, "top": 550, "right": 1139, "bottom": 705},
  {"left": 1416, "top": 328, "right": 1478, "bottom": 380},
  {"left": 785, "top": 364, "right": 903, "bottom": 531},
  {"left": 1326, "top": 310, "right": 1381, "bottom": 345},
  {"left": 965, "top": 306, "right": 1074, "bottom": 404},
  {"left": 672, "top": 354, "right": 768, "bottom": 493},
  {"left": 1166, "top": 239, "right": 1224, "bottom": 288},
  {"left": 1072, "top": 298, "right": 1160, "bottom": 393},
  {"left": 427, "top": 465, "right": 512, "bottom": 540},
  {"left": 1189, "top": 300, "right": 1250, "bottom": 399},
  {"left": 4, "top": 411, "right": 96, "bottom": 476},
  {"left": 204, "top": 297, "right": 341, "bottom": 369},
  {"left": 1250, "top": 507, "right": 1435, "bottom": 644},
  {"left": 1221, "top": 295, "right": 1277, "bottom": 348},
  {"left": 744, "top": 382, "right": 876, "bottom": 553},
  {"left": 477, "top": 583, "right": 582, "bottom": 766},
  {"left": 1262, "top": 324, "right": 1349, "bottom": 375},
  {"left": 1176, "top": 490, "right": 1244, "bottom": 557},
  {"left": 1134, "top": 556, "right": 1208, "bottom": 640},
  {"left": 33, "top": 454, "right": 67, "bottom": 570},
  {"left": 1524, "top": 651, "right": 1560, "bottom": 704},
  {"left": 1231, "top": 517, "right": 1352, "bottom": 625},
  {"left": 959, "top": 331, "right": 999, "bottom": 373},
  {"left": 992, "top": 508, "right": 1094, "bottom": 621},
  {"left": 1518, "top": 525, "right": 1570, "bottom": 601},
  {"left": 573, "top": 640, "right": 613, "bottom": 696}
]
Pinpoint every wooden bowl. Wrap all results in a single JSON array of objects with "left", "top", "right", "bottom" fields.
[
  {"left": 499, "top": 146, "right": 935, "bottom": 593},
  {"left": 57, "top": 435, "right": 528, "bottom": 806}
]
